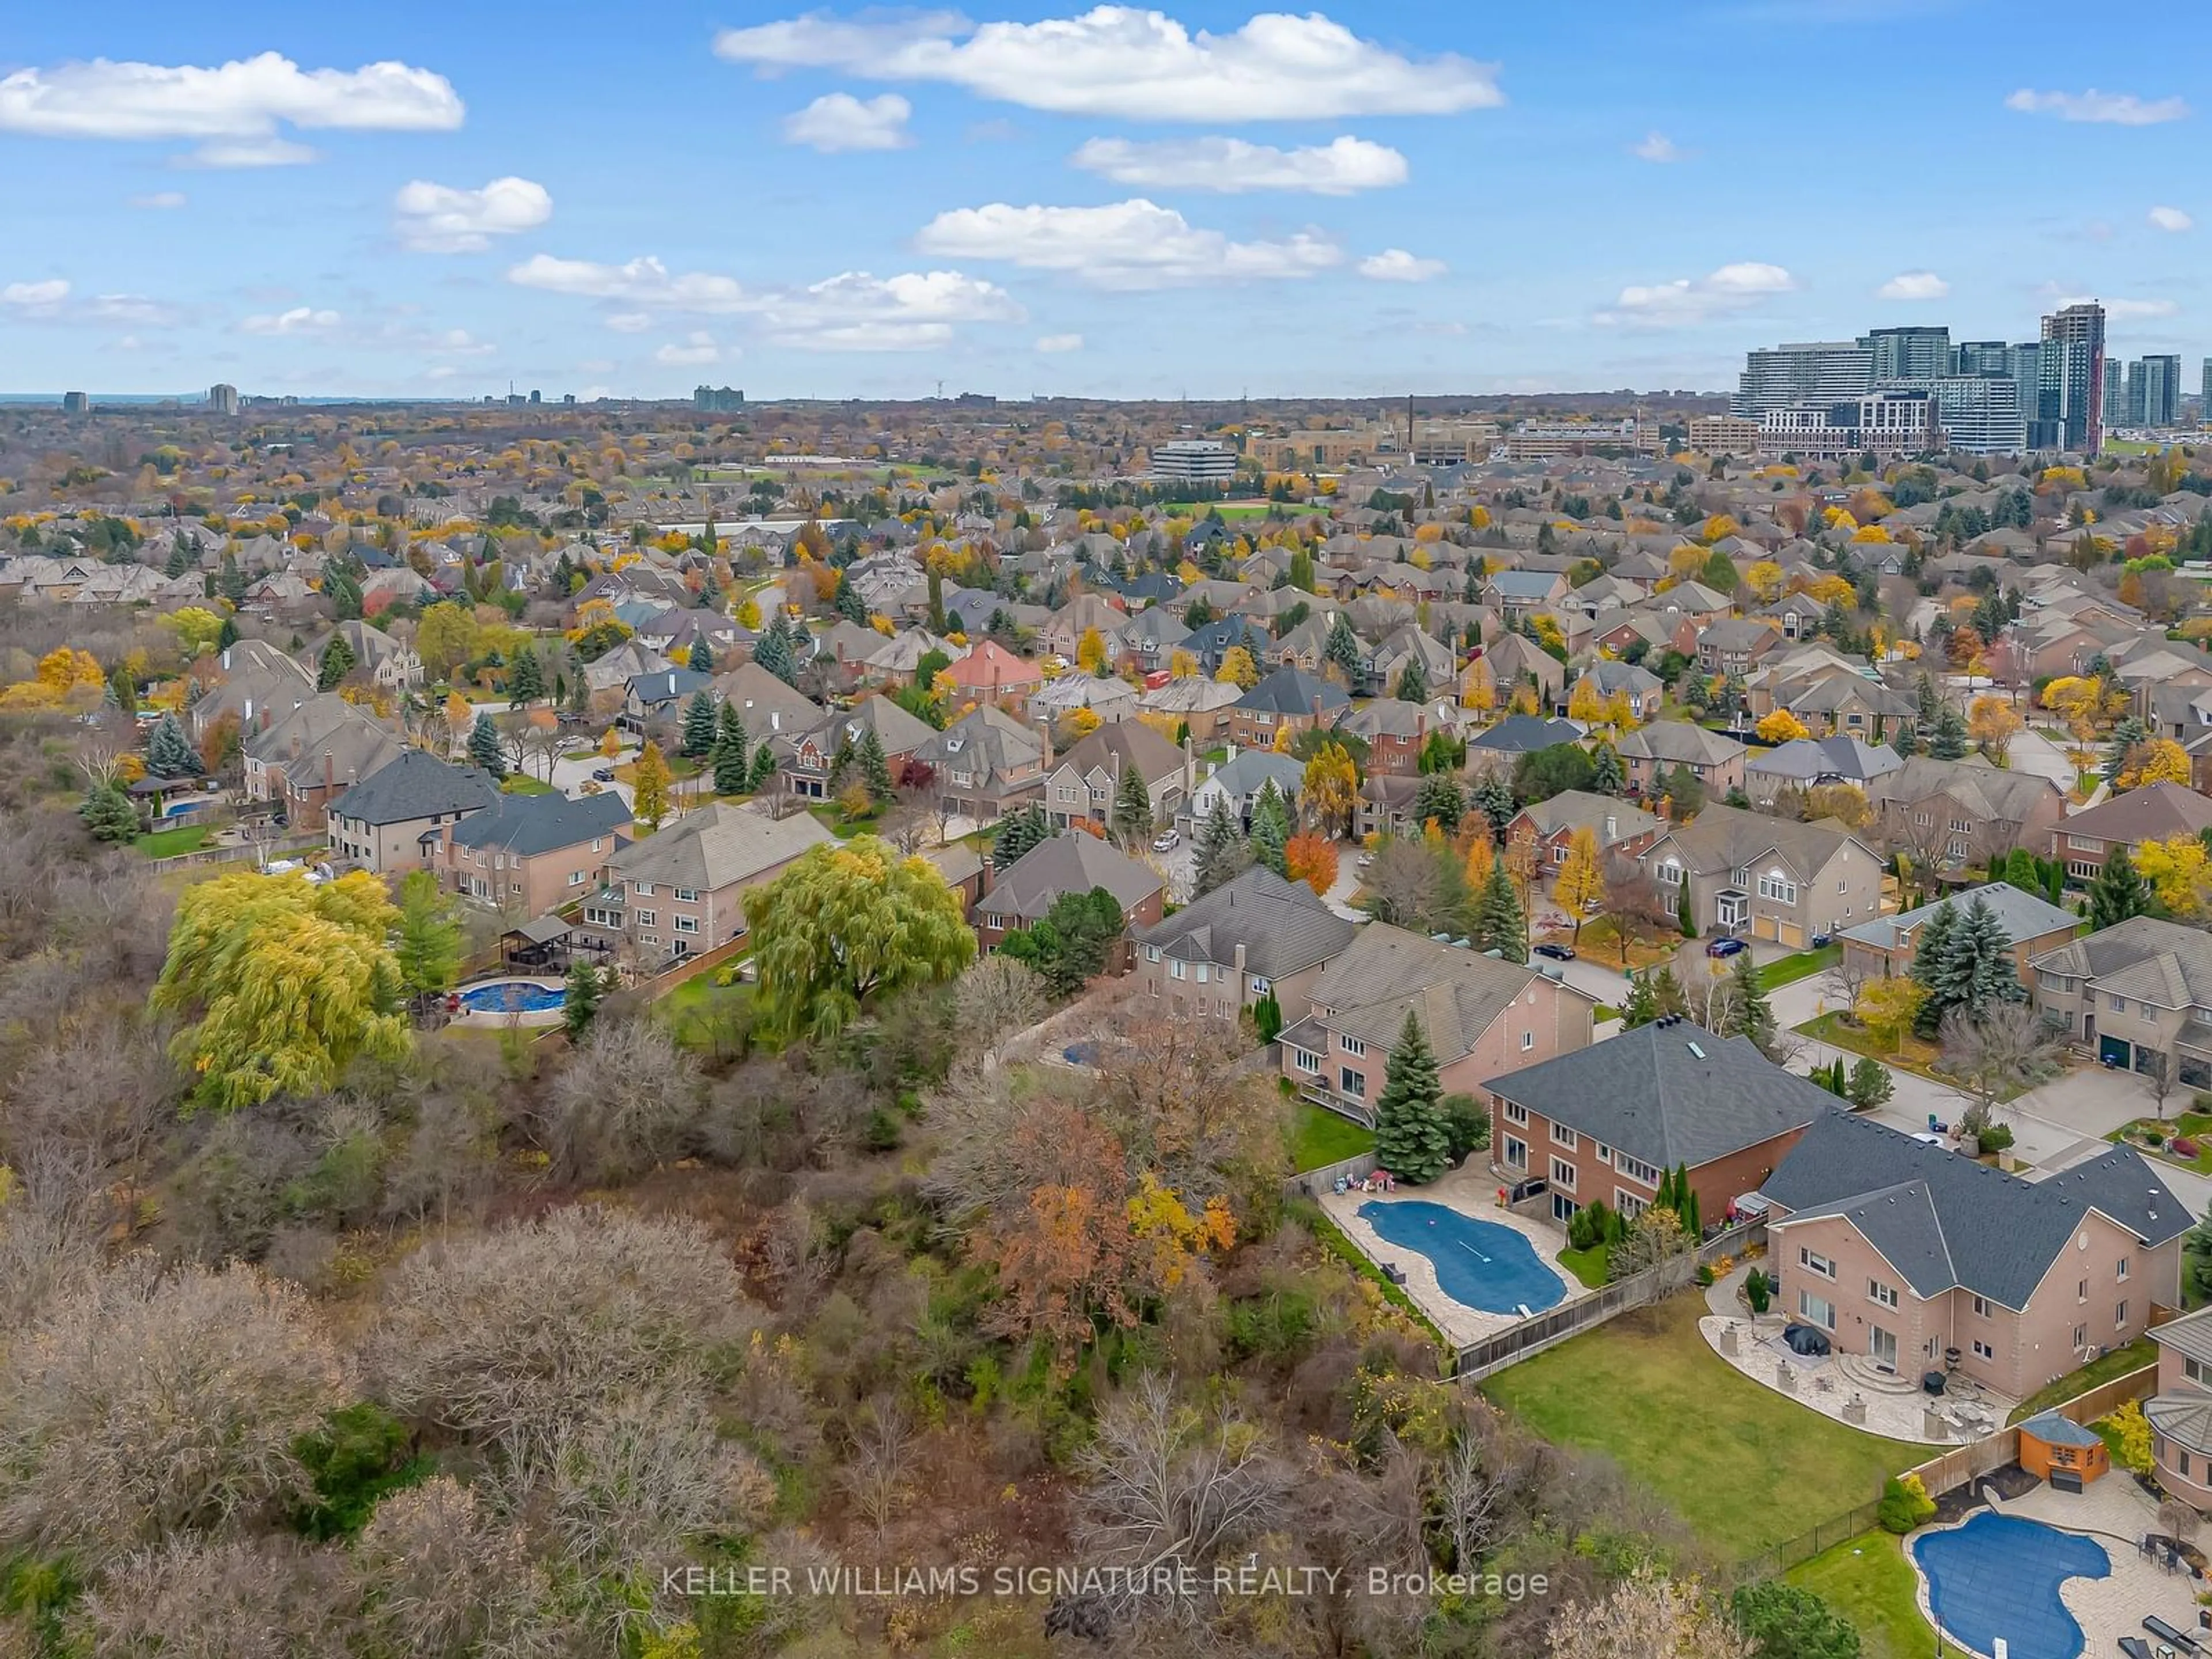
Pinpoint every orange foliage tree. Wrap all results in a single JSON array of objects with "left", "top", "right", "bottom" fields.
[{"left": 1283, "top": 831, "right": 1338, "bottom": 898}]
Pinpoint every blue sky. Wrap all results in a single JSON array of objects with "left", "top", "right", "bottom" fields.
[{"left": 2, "top": 1, "right": 2205, "bottom": 400}]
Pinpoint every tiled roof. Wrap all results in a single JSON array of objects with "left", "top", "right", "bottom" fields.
[
  {"left": 1135, "top": 868, "right": 1355, "bottom": 979},
  {"left": 329, "top": 751, "right": 500, "bottom": 827},
  {"left": 1306, "top": 923, "right": 1561, "bottom": 1062}
]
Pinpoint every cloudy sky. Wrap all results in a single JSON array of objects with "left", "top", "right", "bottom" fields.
[{"left": 1, "top": 1, "right": 2203, "bottom": 400}]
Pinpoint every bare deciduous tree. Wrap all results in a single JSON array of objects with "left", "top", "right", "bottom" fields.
[
  {"left": 1545, "top": 1568, "right": 1753, "bottom": 1659},
  {"left": 0, "top": 1261, "right": 347, "bottom": 1566},
  {"left": 952, "top": 954, "right": 1048, "bottom": 1047},
  {"left": 838, "top": 1396, "right": 915, "bottom": 1546},
  {"left": 67, "top": 1535, "right": 359, "bottom": 1659},
  {"left": 1939, "top": 1003, "right": 2066, "bottom": 1136},
  {"left": 534, "top": 1016, "right": 701, "bottom": 1183},
  {"left": 350, "top": 1475, "right": 560, "bottom": 1659}
]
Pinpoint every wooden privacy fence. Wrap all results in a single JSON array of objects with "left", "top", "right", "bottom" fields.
[{"left": 1452, "top": 1219, "right": 1766, "bottom": 1382}]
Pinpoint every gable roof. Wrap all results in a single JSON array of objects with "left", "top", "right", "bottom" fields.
[
  {"left": 976, "top": 831, "right": 1164, "bottom": 923},
  {"left": 1616, "top": 720, "right": 1748, "bottom": 767},
  {"left": 1762, "top": 1111, "right": 2188, "bottom": 1309},
  {"left": 448, "top": 787, "right": 632, "bottom": 858},
  {"left": 1058, "top": 719, "right": 1185, "bottom": 785},
  {"left": 329, "top": 751, "right": 500, "bottom": 827},
  {"left": 1513, "top": 789, "right": 1664, "bottom": 844},
  {"left": 1646, "top": 800, "right": 1869, "bottom": 879},
  {"left": 2030, "top": 914, "right": 2212, "bottom": 1012},
  {"left": 1300, "top": 923, "right": 1572, "bottom": 1062},
  {"left": 1487, "top": 1020, "right": 1839, "bottom": 1171},
  {"left": 1838, "top": 882, "right": 2078, "bottom": 954},
  {"left": 606, "top": 800, "right": 834, "bottom": 892},
  {"left": 1134, "top": 866, "right": 1356, "bottom": 979},
  {"left": 2057, "top": 781, "right": 2212, "bottom": 846},
  {"left": 1469, "top": 714, "right": 1584, "bottom": 753},
  {"left": 1865, "top": 755, "right": 2063, "bottom": 824},
  {"left": 1236, "top": 665, "right": 1350, "bottom": 716}
]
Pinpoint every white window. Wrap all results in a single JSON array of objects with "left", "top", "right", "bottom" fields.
[
  {"left": 1869, "top": 1279, "right": 1899, "bottom": 1309},
  {"left": 2118, "top": 1256, "right": 2130, "bottom": 1282},
  {"left": 569, "top": 870, "right": 586, "bottom": 886},
  {"left": 1503, "top": 1100, "right": 1528, "bottom": 1127},
  {"left": 2078, "top": 1279, "right": 2089, "bottom": 1304},
  {"left": 1617, "top": 1152, "right": 1661, "bottom": 1186},
  {"left": 1800, "top": 1247, "right": 1836, "bottom": 1280},
  {"left": 1616, "top": 1188, "right": 1649, "bottom": 1219},
  {"left": 1972, "top": 1295, "right": 1992, "bottom": 1317},
  {"left": 1756, "top": 871, "right": 1798, "bottom": 905},
  {"left": 1550, "top": 1157, "right": 1577, "bottom": 1191},
  {"left": 1596, "top": 1144, "right": 1613, "bottom": 1165},
  {"left": 592, "top": 837, "right": 603, "bottom": 852},
  {"left": 2187, "top": 1355, "right": 2212, "bottom": 1387},
  {"left": 676, "top": 916, "right": 698, "bottom": 934},
  {"left": 1656, "top": 859, "right": 1683, "bottom": 887},
  {"left": 1194, "top": 963, "right": 1210, "bottom": 984},
  {"left": 1798, "top": 1291, "right": 1836, "bottom": 1330},
  {"left": 1251, "top": 976, "right": 1271, "bottom": 995},
  {"left": 1972, "top": 1339, "right": 1995, "bottom": 1361},
  {"left": 1145, "top": 946, "right": 1161, "bottom": 963},
  {"left": 1521, "top": 1031, "right": 1535, "bottom": 1051},
  {"left": 2073, "top": 1324, "right": 2089, "bottom": 1350},
  {"left": 1340, "top": 1035, "right": 1367, "bottom": 1058},
  {"left": 1294, "top": 1050, "right": 1320, "bottom": 1075},
  {"left": 1171, "top": 960, "right": 1186, "bottom": 980},
  {"left": 2117, "top": 1300, "right": 2130, "bottom": 1328},
  {"left": 1552, "top": 1123, "right": 1578, "bottom": 1149},
  {"left": 634, "top": 882, "right": 654, "bottom": 897},
  {"left": 1340, "top": 1067, "right": 1366, "bottom": 1098},
  {"left": 634, "top": 911, "right": 656, "bottom": 929},
  {"left": 674, "top": 887, "right": 700, "bottom": 903}
]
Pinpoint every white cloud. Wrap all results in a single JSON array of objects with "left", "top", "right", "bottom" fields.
[
  {"left": 428, "top": 328, "right": 495, "bottom": 356},
  {"left": 1631, "top": 131, "right": 1682, "bottom": 163},
  {"left": 2149, "top": 205, "right": 2194, "bottom": 233},
  {"left": 915, "top": 198, "right": 1338, "bottom": 290},
  {"left": 1069, "top": 134, "right": 1404, "bottom": 194},
  {"left": 782, "top": 91, "right": 914, "bottom": 152},
  {"left": 508, "top": 252, "right": 1022, "bottom": 350},
  {"left": 2005, "top": 88, "right": 2187, "bottom": 126},
  {"left": 1878, "top": 270, "right": 1949, "bottom": 301},
  {"left": 714, "top": 7, "right": 1502, "bottom": 120},
  {"left": 1358, "top": 248, "right": 1444, "bottom": 283},
  {"left": 1035, "top": 332, "right": 1084, "bottom": 352},
  {"left": 655, "top": 332, "right": 724, "bottom": 365},
  {"left": 1, "top": 279, "right": 71, "bottom": 312},
  {"left": 2057, "top": 294, "right": 2179, "bottom": 320},
  {"left": 239, "top": 305, "right": 340, "bottom": 336},
  {"left": 1593, "top": 261, "right": 1797, "bottom": 327},
  {"left": 0, "top": 52, "right": 464, "bottom": 166},
  {"left": 129, "top": 190, "right": 186, "bottom": 209},
  {"left": 393, "top": 176, "right": 552, "bottom": 252},
  {"left": 85, "top": 294, "right": 179, "bottom": 326}
]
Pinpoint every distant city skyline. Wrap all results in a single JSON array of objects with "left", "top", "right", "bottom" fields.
[{"left": 0, "top": 2, "right": 2204, "bottom": 400}]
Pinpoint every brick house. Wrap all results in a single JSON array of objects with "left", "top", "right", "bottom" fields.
[
  {"left": 1486, "top": 1018, "right": 1840, "bottom": 1228},
  {"left": 911, "top": 703, "right": 1047, "bottom": 825},
  {"left": 777, "top": 694, "right": 938, "bottom": 802},
  {"left": 1864, "top": 755, "right": 2066, "bottom": 875},
  {"left": 327, "top": 751, "right": 501, "bottom": 875},
  {"left": 2050, "top": 783, "right": 2212, "bottom": 886},
  {"left": 432, "top": 789, "right": 632, "bottom": 918},
  {"left": 1279, "top": 924, "right": 1596, "bottom": 1128},
  {"left": 972, "top": 831, "right": 1165, "bottom": 956},
  {"left": 1640, "top": 801, "right": 1886, "bottom": 948},
  {"left": 1835, "top": 883, "right": 2079, "bottom": 992},
  {"left": 240, "top": 692, "right": 407, "bottom": 832},
  {"left": 1615, "top": 721, "right": 1748, "bottom": 801},
  {"left": 1134, "top": 867, "right": 1357, "bottom": 1020},
  {"left": 1229, "top": 666, "right": 1350, "bottom": 752},
  {"left": 2030, "top": 914, "right": 2212, "bottom": 1083},
  {"left": 1338, "top": 697, "right": 1437, "bottom": 778},
  {"left": 577, "top": 801, "right": 836, "bottom": 971},
  {"left": 938, "top": 639, "right": 1044, "bottom": 714},
  {"left": 1040, "top": 722, "right": 1188, "bottom": 832},
  {"left": 1503, "top": 790, "right": 1664, "bottom": 877},
  {"left": 1763, "top": 1111, "right": 2186, "bottom": 1399},
  {"left": 2145, "top": 1306, "right": 2212, "bottom": 1509}
]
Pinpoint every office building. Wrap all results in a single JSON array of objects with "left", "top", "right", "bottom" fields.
[
  {"left": 1758, "top": 391, "right": 1937, "bottom": 461},
  {"left": 2138, "top": 355, "right": 2182, "bottom": 428},
  {"left": 2005, "top": 341, "right": 2042, "bottom": 391},
  {"left": 1862, "top": 326, "right": 1952, "bottom": 380},
  {"left": 1688, "top": 415, "right": 1763, "bottom": 453},
  {"left": 1956, "top": 341, "right": 2011, "bottom": 376},
  {"left": 693, "top": 385, "right": 745, "bottom": 412},
  {"left": 207, "top": 382, "right": 239, "bottom": 416},
  {"left": 1733, "top": 342, "right": 1873, "bottom": 416},
  {"left": 1148, "top": 439, "right": 1238, "bottom": 484},
  {"left": 1882, "top": 375, "right": 2026, "bottom": 454},
  {"left": 2107, "top": 359, "right": 2129, "bottom": 424},
  {"left": 1503, "top": 419, "right": 1661, "bottom": 459},
  {"left": 2032, "top": 302, "right": 2105, "bottom": 455},
  {"left": 60, "top": 392, "right": 88, "bottom": 414},
  {"left": 1406, "top": 418, "right": 1501, "bottom": 464}
]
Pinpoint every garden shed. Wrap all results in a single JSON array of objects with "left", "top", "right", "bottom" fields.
[{"left": 2018, "top": 1409, "right": 2108, "bottom": 1492}]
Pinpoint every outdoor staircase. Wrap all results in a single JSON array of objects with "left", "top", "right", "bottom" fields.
[{"left": 1836, "top": 1352, "right": 1923, "bottom": 1396}]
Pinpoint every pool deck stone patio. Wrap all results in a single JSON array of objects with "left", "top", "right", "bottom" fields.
[
  {"left": 1319, "top": 1166, "right": 1593, "bottom": 1349},
  {"left": 1911, "top": 1476, "right": 2204, "bottom": 1659}
]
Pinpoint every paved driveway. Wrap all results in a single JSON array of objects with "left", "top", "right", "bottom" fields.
[{"left": 2007, "top": 726, "right": 2078, "bottom": 791}]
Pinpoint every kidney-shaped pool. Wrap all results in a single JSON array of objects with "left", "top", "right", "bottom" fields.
[{"left": 1356, "top": 1199, "right": 1569, "bottom": 1316}]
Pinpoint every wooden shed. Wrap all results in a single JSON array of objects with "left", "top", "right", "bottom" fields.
[{"left": 2018, "top": 1409, "right": 2109, "bottom": 1492}]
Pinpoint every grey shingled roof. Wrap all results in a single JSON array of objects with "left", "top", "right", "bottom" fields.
[
  {"left": 2031, "top": 914, "right": 2212, "bottom": 1012},
  {"left": 1763, "top": 1111, "right": 2188, "bottom": 1310},
  {"left": 2053, "top": 781, "right": 2212, "bottom": 846},
  {"left": 1134, "top": 867, "right": 1357, "bottom": 979},
  {"left": 1616, "top": 720, "right": 1747, "bottom": 767},
  {"left": 448, "top": 788, "right": 631, "bottom": 858},
  {"left": 1236, "top": 665, "right": 1350, "bottom": 716},
  {"left": 976, "top": 832, "right": 1164, "bottom": 923},
  {"left": 1838, "top": 882, "right": 2078, "bottom": 953},
  {"left": 1487, "top": 1021, "right": 1840, "bottom": 1172},
  {"left": 2152, "top": 1302, "right": 2212, "bottom": 1371},
  {"left": 606, "top": 800, "right": 834, "bottom": 892},
  {"left": 1306, "top": 923, "right": 1564, "bottom": 1062},
  {"left": 329, "top": 751, "right": 500, "bottom": 827}
]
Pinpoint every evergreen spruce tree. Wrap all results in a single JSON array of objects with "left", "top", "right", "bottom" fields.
[
  {"left": 1250, "top": 781, "right": 1290, "bottom": 877},
  {"left": 1929, "top": 703, "right": 1969, "bottom": 760},
  {"left": 1324, "top": 612, "right": 1363, "bottom": 687},
  {"left": 2104, "top": 717, "right": 2149, "bottom": 787},
  {"left": 216, "top": 614, "right": 240, "bottom": 650},
  {"left": 1411, "top": 772, "right": 1463, "bottom": 835},
  {"left": 1677, "top": 883, "right": 1696, "bottom": 938},
  {"left": 1726, "top": 949, "right": 1779, "bottom": 1057},
  {"left": 317, "top": 635, "right": 356, "bottom": 692},
  {"left": 1590, "top": 741, "right": 1626, "bottom": 797},
  {"left": 1109, "top": 762, "right": 1152, "bottom": 846},
  {"left": 164, "top": 540, "right": 191, "bottom": 578},
  {"left": 79, "top": 782, "right": 140, "bottom": 843},
  {"left": 711, "top": 705, "right": 751, "bottom": 795},
  {"left": 753, "top": 615, "right": 798, "bottom": 685},
  {"left": 1908, "top": 901, "right": 1957, "bottom": 1002},
  {"left": 687, "top": 637, "right": 715, "bottom": 674},
  {"left": 1194, "top": 798, "right": 1247, "bottom": 896},
  {"left": 2089, "top": 847, "right": 2150, "bottom": 930},
  {"left": 1949, "top": 895, "right": 2023, "bottom": 1017},
  {"left": 467, "top": 712, "right": 507, "bottom": 778},
  {"left": 680, "top": 690, "right": 718, "bottom": 759},
  {"left": 1470, "top": 771, "right": 1516, "bottom": 838},
  {"left": 992, "top": 804, "right": 1049, "bottom": 868},
  {"left": 1372, "top": 1011, "right": 1453, "bottom": 1184},
  {"left": 1474, "top": 863, "right": 1529, "bottom": 963},
  {"left": 146, "top": 710, "right": 198, "bottom": 778},
  {"left": 835, "top": 575, "right": 868, "bottom": 626},
  {"left": 1622, "top": 969, "right": 1658, "bottom": 1028},
  {"left": 1393, "top": 660, "right": 1429, "bottom": 704},
  {"left": 562, "top": 959, "right": 603, "bottom": 1037},
  {"left": 858, "top": 730, "right": 894, "bottom": 802},
  {"left": 218, "top": 552, "right": 247, "bottom": 606},
  {"left": 1915, "top": 672, "right": 1941, "bottom": 740},
  {"left": 506, "top": 648, "right": 544, "bottom": 706},
  {"left": 745, "top": 744, "right": 778, "bottom": 793}
]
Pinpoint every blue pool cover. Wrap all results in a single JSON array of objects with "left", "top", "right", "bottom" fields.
[
  {"left": 1355, "top": 1200, "right": 1568, "bottom": 1315},
  {"left": 457, "top": 980, "right": 565, "bottom": 1013},
  {"left": 1912, "top": 1510, "right": 2108, "bottom": 1659}
]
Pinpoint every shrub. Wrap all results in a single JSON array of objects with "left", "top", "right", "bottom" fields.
[
  {"left": 1729, "top": 1580, "right": 1862, "bottom": 1659},
  {"left": 1976, "top": 1122, "right": 2015, "bottom": 1156},
  {"left": 1744, "top": 1267, "right": 1771, "bottom": 1314},
  {"left": 1567, "top": 1207, "right": 1598, "bottom": 1252},
  {"left": 289, "top": 1402, "right": 433, "bottom": 1540},
  {"left": 1877, "top": 1473, "right": 1935, "bottom": 1535},
  {"left": 1695, "top": 1264, "right": 1715, "bottom": 1287},
  {"left": 2194, "top": 1092, "right": 2212, "bottom": 1113},
  {"left": 2105, "top": 1399, "right": 2154, "bottom": 1476},
  {"left": 2147, "top": 1130, "right": 2168, "bottom": 1148},
  {"left": 2174, "top": 1138, "right": 2199, "bottom": 1159}
]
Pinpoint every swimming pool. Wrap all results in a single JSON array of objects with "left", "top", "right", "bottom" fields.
[
  {"left": 1912, "top": 1510, "right": 2108, "bottom": 1659},
  {"left": 1355, "top": 1200, "right": 1569, "bottom": 1316},
  {"left": 456, "top": 978, "right": 565, "bottom": 1014}
]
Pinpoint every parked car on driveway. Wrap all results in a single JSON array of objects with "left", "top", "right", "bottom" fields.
[
  {"left": 592, "top": 767, "right": 616, "bottom": 783},
  {"left": 1532, "top": 942, "right": 1577, "bottom": 962},
  {"left": 1705, "top": 935, "right": 1748, "bottom": 959},
  {"left": 1152, "top": 829, "right": 1179, "bottom": 852}
]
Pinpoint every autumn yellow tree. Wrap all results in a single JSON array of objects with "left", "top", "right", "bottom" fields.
[
  {"left": 1302, "top": 741, "right": 1360, "bottom": 836},
  {"left": 2118, "top": 737, "right": 2190, "bottom": 791},
  {"left": 1463, "top": 831, "right": 1495, "bottom": 891},
  {"left": 0, "top": 646, "right": 106, "bottom": 712},
  {"left": 1601, "top": 690, "right": 1637, "bottom": 733},
  {"left": 2041, "top": 676, "right": 2104, "bottom": 756},
  {"left": 1075, "top": 627, "right": 1107, "bottom": 675},
  {"left": 1855, "top": 978, "right": 1928, "bottom": 1056},
  {"left": 599, "top": 726, "right": 621, "bottom": 760},
  {"left": 1744, "top": 560, "right": 1785, "bottom": 604},
  {"left": 1566, "top": 678, "right": 1605, "bottom": 725},
  {"left": 1509, "top": 681, "right": 1542, "bottom": 717},
  {"left": 2134, "top": 835, "right": 2212, "bottom": 916},
  {"left": 1215, "top": 646, "right": 1258, "bottom": 690},
  {"left": 1461, "top": 668, "right": 1496, "bottom": 717},
  {"left": 633, "top": 740, "right": 672, "bottom": 830},
  {"left": 1966, "top": 695, "right": 2022, "bottom": 765},
  {"left": 1756, "top": 709, "right": 1810, "bottom": 744},
  {"left": 1166, "top": 647, "right": 1198, "bottom": 679},
  {"left": 1555, "top": 826, "right": 1605, "bottom": 938}
]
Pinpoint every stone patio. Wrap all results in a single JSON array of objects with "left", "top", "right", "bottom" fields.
[
  {"left": 1911, "top": 1475, "right": 2205, "bottom": 1659},
  {"left": 1319, "top": 1166, "right": 1594, "bottom": 1350}
]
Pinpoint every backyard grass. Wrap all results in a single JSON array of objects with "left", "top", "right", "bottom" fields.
[
  {"left": 2107, "top": 1111, "right": 2212, "bottom": 1176},
  {"left": 1291, "top": 1101, "right": 1374, "bottom": 1172},
  {"left": 1558, "top": 1244, "right": 1609, "bottom": 1289},
  {"left": 1758, "top": 942, "right": 1840, "bottom": 991},
  {"left": 1481, "top": 1293, "right": 1923, "bottom": 1559},
  {"left": 657, "top": 963, "right": 754, "bottom": 1053},
  {"left": 134, "top": 823, "right": 213, "bottom": 858},
  {"left": 1565, "top": 914, "right": 1681, "bottom": 972},
  {"left": 499, "top": 775, "right": 554, "bottom": 795},
  {"left": 1785, "top": 1530, "right": 1970, "bottom": 1659},
  {"left": 1796, "top": 1012, "right": 1942, "bottom": 1074},
  {"left": 1593, "top": 1003, "right": 1622, "bottom": 1024},
  {"left": 2005, "top": 1335, "right": 2157, "bottom": 1425}
]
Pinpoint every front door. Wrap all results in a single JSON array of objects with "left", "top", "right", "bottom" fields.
[{"left": 1870, "top": 1326, "right": 1898, "bottom": 1370}]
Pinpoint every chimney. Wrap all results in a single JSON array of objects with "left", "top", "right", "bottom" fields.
[
  {"left": 1233, "top": 941, "right": 1247, "bottom": 975},
  {"left": 324, "top": 750, "right": 334, "bottom": 802}
]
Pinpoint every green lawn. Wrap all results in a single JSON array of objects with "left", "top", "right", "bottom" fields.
[
  {"left": 500, "top": 775, "right": 554, "bottom": 795},
  {"left": 2108, "top": 1112, "right": 2212, "bottom": 1175},
  {"left": 1291, "top": 1102, "right": 1374, "bottom": 1172},
  {"left": 1482, "top": 1294, "right": 1923, "bottom": 1559},
  {"left": 1759, "top": 942, "right": 1840, "bottom": 991},
  {"left": 134, "top": 822, "right": 213, "bottom": 858},
  {"left": 1593, "top": 1003, "right": 1622, "bottom": 1024},
  {"left": 657, "top": 964, "right": 754, "bottom": 1053},
  {"left": 2005, "top": 1336, "right": 2157, "bottom": 1425},
  {"left": 1796, "top": 1012, "right": 1943, "bottom": 1075},
  {"left": 1785, "top": 1531, "right": 1969, "bottom": 1659},
  {"left": 1558, "top": 1244, "right": 1610, "bottom": 1289}
]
